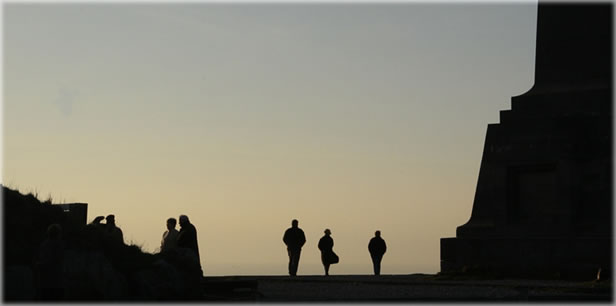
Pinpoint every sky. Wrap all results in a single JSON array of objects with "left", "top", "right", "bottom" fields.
[{"left": 3, "top": 2, "right": 537, "bottom": 276}]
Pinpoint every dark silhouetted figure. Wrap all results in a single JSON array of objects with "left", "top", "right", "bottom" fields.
[
  {"left": 161, "top": 217, "right": 179, "bottom": 252},
  {"left": 91, "top": 215, "right": 105, "bottom": 225},
  {"left": 177, "top": 214, "right": 202, "bottom": 275},
  {"left": 318, "top": 229, "right": 339, "bottom": 276},
  {"left": 283, "top": 219, "right": 306, "bottom": 276},
  {"left": 37, "top": 224, "right": 65, "bottom": 300},
  {"left": 105, "top": 214, "right": 124, "bottom": 244},
  {"left": 368, "top": 230, "right": 387, "bottom": 275}
]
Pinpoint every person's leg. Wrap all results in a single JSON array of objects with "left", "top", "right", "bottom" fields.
[
  {"left": 325, "top": 263, "right": 330, "bottom": 276},
  {"left": 375, "top": 256, "right": 382, "bottom": 275},
  {"left": 290, "top": 249, "right": 301, "bottom": 276},
  {"left": 287, "top": 249, "right": 294, "bottom": 276},
  {"left": 371, "top": 254, "right": 381, "bottom": 275}
]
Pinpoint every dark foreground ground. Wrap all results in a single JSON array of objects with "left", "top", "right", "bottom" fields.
[{"left": 202, "top": 274, "right": 612, "bottom": 302}]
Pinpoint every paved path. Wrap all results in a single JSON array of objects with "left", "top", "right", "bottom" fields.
[{"left": 202, "top": 274, "right": 612, "bottom": 301}]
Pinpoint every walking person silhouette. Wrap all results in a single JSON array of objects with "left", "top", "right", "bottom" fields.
[
  {"left": 318, "top": 229, "right": 339, "bottom": 276},
  {"left": 368, "top": 230, "right": 387, "bottom": 275},
  {"left": 283, "top": 219, "right": 306, "bottom": 276}
]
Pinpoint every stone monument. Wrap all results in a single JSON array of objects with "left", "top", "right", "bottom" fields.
[{"left": 440, "top": 3, "right": 612, "bottom": 279}]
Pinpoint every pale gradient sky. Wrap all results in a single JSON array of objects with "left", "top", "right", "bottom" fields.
[{"left": 3, "top": 2, "right": 537, "bottom": 276}]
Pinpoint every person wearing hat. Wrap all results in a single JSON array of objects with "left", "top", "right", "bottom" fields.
[{"left": 318, "top": 228, "right": 338, "bottom": 276}]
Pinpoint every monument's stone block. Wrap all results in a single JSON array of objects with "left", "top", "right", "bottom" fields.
[{"left": 441, "top": 3, "right": 612, "bottom": 279}]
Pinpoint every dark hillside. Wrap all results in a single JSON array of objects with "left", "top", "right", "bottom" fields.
[{"left": 3, "top": 185, "right": 202, "bottom": 301}]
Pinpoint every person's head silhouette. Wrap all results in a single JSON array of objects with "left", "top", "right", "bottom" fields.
[
  {"left": 291, "top": 219, "right": 299, "bottom": 228},
  {"left": 375, "top": 230, "right": 381, "bottom": 238},
  {"left": 179, "top": 215, "right": 190, "bottom": 227},
  {"left": 106, "top": 215, "right": 116, "bottom": 226},
  {"left": 167, "top": 218, "right": 177, "bottom": 230},
  {"left": 324, "top": 229, "right": 331, "bottom": 236}
]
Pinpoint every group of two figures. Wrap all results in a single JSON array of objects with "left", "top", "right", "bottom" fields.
[
  {"left": 283, "top": 219, "right": 387, "bottom": 276},
  {"left": 160, "top": 215, "right": 203, "bottom": 275},
  {"left": 92, "top": 214, "right": 124, "bottom": 245}
]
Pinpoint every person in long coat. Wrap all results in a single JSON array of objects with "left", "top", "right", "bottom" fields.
[
  {"left": 177, "top": 215, "right": 202, "bottom": 275},
  {"left": 318, "top": 229, "right": 338, "bottom": 276},
  {"left": 368, "top": 230, "right": 387, "bottom": 275},
  {"left": 283, "top": 219, "right": 306, "bottom": 276}
]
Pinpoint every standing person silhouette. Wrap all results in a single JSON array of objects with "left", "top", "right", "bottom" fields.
[
  {"left": 161, "top": 217, "right": 179, "bottom": 252},
  {"left": 282, "top": 219, "right": 306, "bottom": 276},
  {"left": 368, "top": 230, "right": 387, "bottom": 275},
  {"left": 177, "top": 215, "right": 202, "bottom": 275},
  {"left": 105, "top": 215, "right": 124, "bottom": 245},
  {"left": 318, "top": 229, "right": 338, "bottom": 276}
]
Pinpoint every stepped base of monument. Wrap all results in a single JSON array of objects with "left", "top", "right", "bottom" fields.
[{"left": 441, "top": 237, "right": 611, "bottom": 279}]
